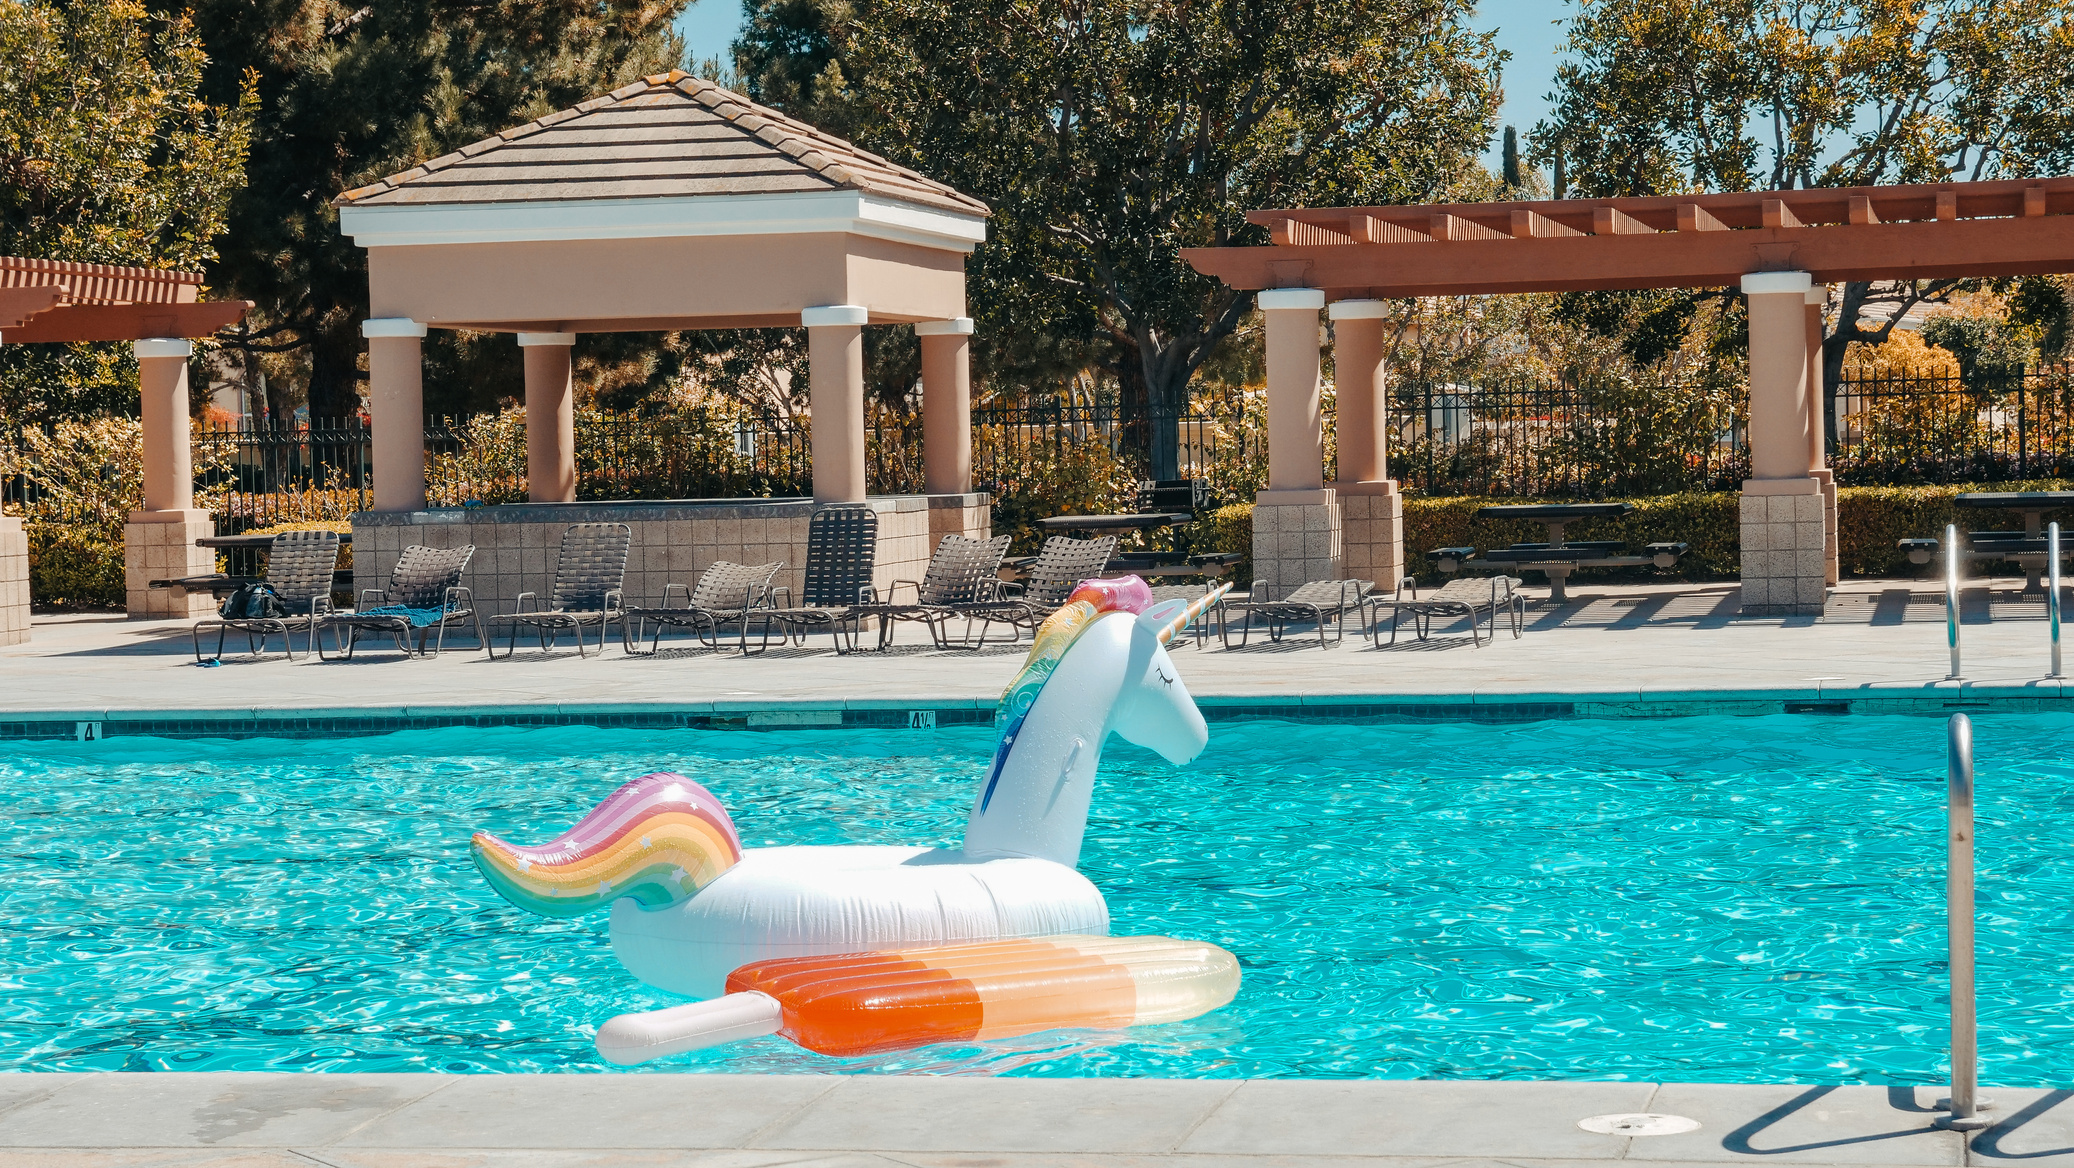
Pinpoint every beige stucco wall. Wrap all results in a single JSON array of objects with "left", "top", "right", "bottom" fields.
[
  {"left": 0, "top": 515, "right": 27, "bottom": 645},
  {"left": 366, "top": 233, "right": 966, "bottom": 329}
]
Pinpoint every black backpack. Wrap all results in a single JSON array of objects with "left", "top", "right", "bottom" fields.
[{"left": 218, "top": 583, "right": 288, "bottom": 620}]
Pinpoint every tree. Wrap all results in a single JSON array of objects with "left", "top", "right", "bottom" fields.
[
  {"left": 0, "top": 0, "right": 255, "bottom": 424},
  {"left": 740, "top": 0, "right": 1501, "bottom": 477},
  {"left": 1532, "top": 0, "right": 2074, "bottom": 427},
  {"left": 165, "top": 0, "right": 692, "bottom": 425}
]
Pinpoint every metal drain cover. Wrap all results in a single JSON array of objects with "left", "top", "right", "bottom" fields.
[{"left": 1578, "top": 1113, "right": 1701, "bottom": 1136}]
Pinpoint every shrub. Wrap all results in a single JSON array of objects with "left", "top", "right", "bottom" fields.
[
  {"left": 1206, "top": 502, "right": 1255, "bottom": 588},
  {"left": 25, "top": 525, "right": 125, "bottom": 608}
]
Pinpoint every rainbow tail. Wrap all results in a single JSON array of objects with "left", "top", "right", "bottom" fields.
[{"left": 470, "top": 772, "right": 743, "bottom": 918}]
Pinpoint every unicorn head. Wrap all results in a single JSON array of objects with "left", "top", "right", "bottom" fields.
[{"left": 962, "top": 577, "right": 1228, "bottom": 866}]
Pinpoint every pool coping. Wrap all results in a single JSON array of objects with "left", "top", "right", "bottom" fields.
[{"left": 4, "top": 686, "right": 2070, "bottom": 739}]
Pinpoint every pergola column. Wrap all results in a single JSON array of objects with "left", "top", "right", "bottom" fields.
[
  {"left": 1253, "top": 288, "right": 1341, "bottom": 597},
  {"left": 519, "top": 332, "right": 577, "bottom": 503},
  {"left": 1327, "top": 298, "right": 1403, "bottom": 590},
  {"left": 364, "top": 318, "right": 428, "bottom": 513},
  {"left": 125, "top": 339, "right": 215, "bottom": 620},
  {"left": 804, "top": 305, "right": 869, "bottom": 504},
  {"left": 1806, "top": 287, "right": 1839, "bottom": 584},
  {"left": 1739, "top": 272, "right": 1826, "bottom": 616},
  {"left": 916, "top": 316, "right": 987, "bottom": 543}
]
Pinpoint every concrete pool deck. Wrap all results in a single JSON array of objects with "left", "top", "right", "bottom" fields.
[
  {"left": 5, "top": 579, "right": 2074, "bottom": 726},
  {"left": 4, "top": 1073, "right": 2074, "bottom": 1166}
]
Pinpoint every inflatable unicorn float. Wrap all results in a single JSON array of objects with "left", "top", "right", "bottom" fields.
[{"left": 470, "top": 576, "right": 1240, "bottom": 1063}]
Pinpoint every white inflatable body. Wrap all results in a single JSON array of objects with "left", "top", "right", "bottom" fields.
[
  {"left": 610, "top": 846, "right": 1109, "bottom": 997},
  {"left": 473, "top": 580, "right": 1221, "bottom": 1000}
]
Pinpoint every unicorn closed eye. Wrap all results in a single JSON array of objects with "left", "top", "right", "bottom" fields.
[{"left": 470, "top": 577, "right": 1229, "bottom": 1003}]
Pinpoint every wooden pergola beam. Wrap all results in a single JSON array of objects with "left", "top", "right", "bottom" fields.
[{"left": 0, "top": 301, "right": 250, "bottom": 344}]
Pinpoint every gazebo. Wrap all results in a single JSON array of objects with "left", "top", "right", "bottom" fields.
[
  {"left": 1182, "top": 178, "right": 2074, "bottom": 614},
  {"left": 0, "top": 256, "right": 250, "bottom": 635},
  {"left": 334, "top": 71, "right": 992, "bottom": 611}
]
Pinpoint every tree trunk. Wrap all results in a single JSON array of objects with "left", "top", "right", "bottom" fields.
[
  {"left": 1821, "top": 282, "right": 1874, "bottom": 458},
  {"left": 1138, "top": 340, "right": 1183, "bottom": 482},
  {"left": 306, "top": 312, "right": 363, "bottom": 426}
]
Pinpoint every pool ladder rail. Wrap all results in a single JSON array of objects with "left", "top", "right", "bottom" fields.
[
  {"left": 1943, "top": 521, "right": 2065, "bottom": 680},
  {"left": 1938, "top": 713, "right": 1992, "bottom": 1130}
]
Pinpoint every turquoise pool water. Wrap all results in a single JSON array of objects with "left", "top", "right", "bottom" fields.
[{"left": 4, "top": 713, "right": 2071, "bottom": 1080}]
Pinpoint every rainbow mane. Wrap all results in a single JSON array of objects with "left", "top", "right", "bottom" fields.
[{"left": 471, "top": 772, "right": 743, "bottom": 918}]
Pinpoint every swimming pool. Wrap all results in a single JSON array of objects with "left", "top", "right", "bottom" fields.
[{"left": 4, "top": 713, "right": 2070, "bottom": 1081}]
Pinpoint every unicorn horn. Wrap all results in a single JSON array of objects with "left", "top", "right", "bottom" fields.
[{"left": 1155, "top": 582, "right": 1233, "bottom": 646}]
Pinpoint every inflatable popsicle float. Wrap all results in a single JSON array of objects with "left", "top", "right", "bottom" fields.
[{"left": 469, "top": 576, "right": 1239, "bottom": 1063}]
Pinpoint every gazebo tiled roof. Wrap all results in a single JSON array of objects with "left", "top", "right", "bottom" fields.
[{"left": 336, "top": 71, "right": 989, "bottom": 219}]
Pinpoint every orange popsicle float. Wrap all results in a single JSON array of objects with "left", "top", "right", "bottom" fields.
[{"left": 594, "top": 934, "right": 1240, "bottom": 1064}]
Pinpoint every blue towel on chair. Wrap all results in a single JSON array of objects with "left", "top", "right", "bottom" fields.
[{"left": 356, "top": 605, "right": 449, "bottom": 628}]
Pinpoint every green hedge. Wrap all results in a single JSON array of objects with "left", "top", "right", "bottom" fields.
[
  {"left": 27, "top": 524, "right": 125, "bottom": 609},
  {"left": 1200, "top": 480, "right": 2074, "bottom": 585}
]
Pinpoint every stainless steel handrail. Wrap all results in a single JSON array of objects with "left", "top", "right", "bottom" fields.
[
  {"left": 1939, "top": 713, "right": 1991, "bottom": 1130},
  {"left": 2051, "top": 522, "right": 2063, "bottom": 679},
  {"left": 1947, "top": 524, "right": 1963, "bottom": 680}
]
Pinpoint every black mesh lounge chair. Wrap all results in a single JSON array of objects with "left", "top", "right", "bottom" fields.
[
  {"left": 756, "top": 506, "right": 879, "bottom": 654},
  {"left": 1148, "top": 582, "right": 1225, "bottom": 650},
  {"left": 485, "top": 522, "right": 631, "bottom": 660},
  {"left": 1219, "top": 579, "right": 1370, "bottom": 649},
  {"left": 964, "top": 535, "right": 1118, "bottom": 644},
  {"left": 621, "top": 560, "right": 783, "bottom": 655},
  {"left": 191, "top": 529, "right": 341, "bottom": 662},
  {"left": 1369, "top": 574, "right": 1525, "bottom": 647},
  {"left": 872, "top": 533, "right": 1012, "bottom": 649},
  {"left": 319, "top": 544, "right": 482, "bottom": 658}
]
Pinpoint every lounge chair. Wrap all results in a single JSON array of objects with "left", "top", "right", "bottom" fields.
[
  {"left": 873, "top": 533, "right": 1012, "bottom": 649},
  {"left": 757, "top": 506, "right": 879, "bottom": 654},
  {"left": 1219, "top": 579, "right": 1370, "bottom": 649},
  {"left": 190, "top": 529, "right": 341, "bottom": 663},
  {"left": 965, "top": 535, "right": 1119, "bottom": 644},
  {"left": 485, "top": 522, "right": 631, "bottom": 659},
  {"left": 1148, "top": 582, "right": 1225, "bottom": 649},
  {"left": 1370, "top": 574, "right": 1524, "bottom": 647},
  {"left": 320, "top": 543, "right": 482, "bottom": 658},
  {"left": 621, "top": 560, "right": 783, "bottom": 655}
]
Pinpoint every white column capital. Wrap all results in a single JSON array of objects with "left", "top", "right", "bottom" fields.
[
  {"left": 1805, "top": 286, "right": 1829, "bottom": 306},
  {"left": 362, "top": 317, "right": 428, "bottom": 339},
  {"left": 914, "top": 317, "right": 974, "bottom": 336},
  {"left": 1258, "top": 288, "right": 1326, "bottom": 311},
  {"left": 1740, "top": 271, "right": 1812, "bottom": 295},
  {"left": 133, "top": 338, "right": 193, "bottom": 359},
  {"left": 802, "top": 305, "right": 870, "bottom": 328},
  {"left": 517, "top": 331, "right": 576, "bottom": 347},
  {"left": 1327, "top": 299, "right": 1390, "bottom": 321}
]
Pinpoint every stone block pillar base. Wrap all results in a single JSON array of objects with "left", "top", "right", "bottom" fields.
[
  {"left": 125, "top": 509, "right": 216, "bottom": 619},
  {"left": 1739, "top": 480, "right": 1828, "bottom": 616},
  {"left": 0, "top": 515, "right": 28, "bottom": 645},
  {"left": 1813, "top": 469, "right": 1840, "bottom": 585},
  {"left": 1251, "top": 488, "right": 1342, "bottom": 597},
  {"left": 1333, "top": 480, "right": 1403, "bottom": 589},
  {"left": 928, "top": 492, "right": 992, "bottom": 545}
]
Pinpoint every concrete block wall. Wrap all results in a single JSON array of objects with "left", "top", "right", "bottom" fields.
[
  {"left": 0, "top": 515, "right": 27, "bottom": 645},
  {"left": 927, "top": 492, "right": 992, "bottom": 546},
  {"left": 354, "top": 496, "right": 941, "bottom": 619},
  {"left": 124, "top": 510, "right": 216, "bottom": 619},
  {"left": 1250, "top": 497, "right": 1343, "bottom": 597},
  {"left": 1739, "top": 488, "right": 1828, "bottom": 616},
  {"left": 1337, "top": 487, "right": 1404, "bottom": 591}
]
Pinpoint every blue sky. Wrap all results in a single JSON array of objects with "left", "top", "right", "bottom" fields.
[{"left": 672, "top": 0, "right": 1569, "bottom": 171}]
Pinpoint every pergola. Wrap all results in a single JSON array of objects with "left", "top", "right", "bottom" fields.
[
  {"left": 333, "top": 71, "right": 992, "bottom": 613},
  {"left": 0, "top": 256, "right": 251, "bottom": 629},
  {"left": 1181, "top": 178, "right": 2074, "bottom": 614}
]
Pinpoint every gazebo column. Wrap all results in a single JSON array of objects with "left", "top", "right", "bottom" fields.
[
  {"left": 125, "top": 338, "right": 214, "bottom": 620},
  {"left": 364, "top": 318, "right": 428, "bottom": 512},
  {"left": 916, "top": 316, "right": 986, "bottom": 543},
  {"left": 804, "top": 305, "right": 869, "bottom": 504},
  {"left": 1739, "top": 272, "right": 1826, "bottom": 616},
  {"left": 1327, "top": 299, "right": 1403, "bottom": 590},
  {"left": 519, "top": 332, "right": 577, "bottom": 503},
  {"left": 1253, "top": 288, "right": 1340, "bottom": 597},
  {"left": 1806, "top": 287, "right": 1839, "bottom": 585}
]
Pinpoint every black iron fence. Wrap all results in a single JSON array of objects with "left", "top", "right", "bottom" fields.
[
  {"left": 1830, "top": 365, "right": 2074, "bottom": 484},
  {"left": 192, "top": 421, "right": 373, "bottom": 532}
]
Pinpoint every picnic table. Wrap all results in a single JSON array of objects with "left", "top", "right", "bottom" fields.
[
  {"left": 1430, "top": 502, "right": 1688, "bottom": 603},
  {"left": 1036, "top": 512, "right": 1195, "bottom": 535},
  {"left": 1899, "top": 492, "right": 2074, "bottom": 592},
  {"left": 1033, "top": 512, "right": 1236, "bottom": 580}
]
